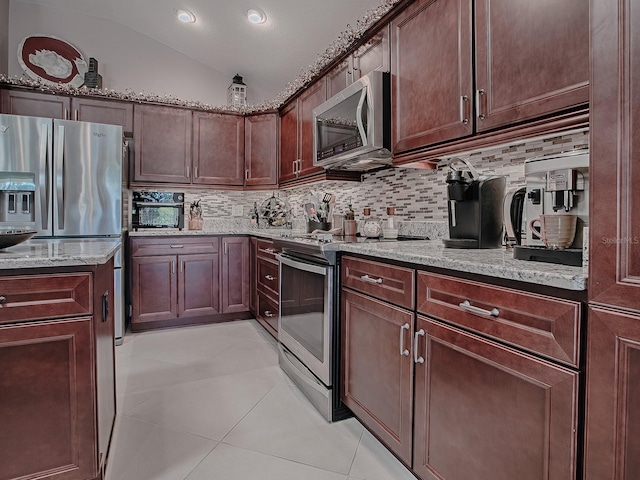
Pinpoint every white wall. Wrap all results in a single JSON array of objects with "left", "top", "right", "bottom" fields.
[
  {"left": 0, "top": 0, "right": 9, "bottom": 74},
  {"left": 7, "top": 1, "right": 233, "bottom": 106}
]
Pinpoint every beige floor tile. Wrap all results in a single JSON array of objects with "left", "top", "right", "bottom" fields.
[
  {"left": 223, "top": 382, "right": 363, "bottom": 474},
  {"left": 195, "top": 338, "right": 280, "bottom": 378},
  {"left": 185, "top": 443, "right": 348, "bottom": 480},
  {"left": 348, "top": 429, "right": 415, "bottom": 480},
  {"left": 125, "top": 367, "right": 281, "bottom": 440},
  {"left": 105, "top": 416, "right": 216, "bottom": 480}
]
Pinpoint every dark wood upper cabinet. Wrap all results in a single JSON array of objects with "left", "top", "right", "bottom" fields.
[
  {"left": 71, "top": 97, "right": 134, "bottom": 133},
  {"left": 1, "top": 89, "right": 70, "bottom": 118},
  {"left": 297, "top": 78, "right": 326, "bottom": 178},
  {"left": 413, "top": 315, "right": 579, "bottom": 480},
  {"left": 474, "top": 0, "right": 589, "bottom": 132},
  {"left": 353, "top": 24, "right": 390, "bottom": 80},
  {"left": 391, "top": 0, "right": 474, "bottom": 153},
  {"left": 278, "top": 101, "right": 298, "bottom": 183},
  {"left": 589, "top": 0, "right": 640, "bottom": 313},
  {"left": 244, "top": 113, "right": 278, "bottom": 187},
  {"left": 192, "top": 112, "right": 245, "bottom": 186},
  {"left": 326, "top": 59, "right": 351, "bottom": 99},
  {"left": 133, "top": 104, "right": 192, "bottom": 184}
]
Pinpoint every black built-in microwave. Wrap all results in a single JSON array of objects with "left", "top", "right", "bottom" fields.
[{"left": 132, "top": 191, "right": 184, "bottom": 230}]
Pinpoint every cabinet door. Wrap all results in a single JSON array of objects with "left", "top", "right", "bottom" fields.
[
  {"left": 278, "top": 101, "right": 298, "bottom": 183},
  {"left": 133, "top": 105, "right": 192, "bottom": 183},
  {"left": 474, "top": 0, "right": 589, "bottom": 132},
  {"left": 589, "top": 0, "right": 640, "bottom": 313},
  {"left": 1, "top": 89, "right": 70, "bottom": 118},
  {"left": 297, "top": 79, "right": 326, "bottom": 178},
  {"left": 341, "top": 288, "right": 414, "bottom": 465},
  {"left": 391, "top": 0, "right": 473, "bottom": 154},
  {"left": 0, "top": 317, "right": 96, "bottom": 480},
  {"left": 353, "top": 24, "right": 390, "bottom": 80},
  {"left": 221, "top": 237, "right": 250, "bottom": 314},
  {"left": 131, "top": 255, "right": 178, "bottom": 323},
  {"left": 192, "top": 112, "right": 244, "bottom": 185},
  {"left": 413, "top": 315, "right": 579, "bottom": 480},
  {"left": 585, "top": 306, "right": 640, "bottom": 480},
  {"left": 178, "top": 253, "right": 220, "bottom": 317},
  {"left": 244, "top": 113, "right": 278, "bottom": 186},
  {"left": 326, "top": 58, "right": 352, "bottom": 98},
  {"left": 71, "top": 97, "right": 134, "bottom": 133}
]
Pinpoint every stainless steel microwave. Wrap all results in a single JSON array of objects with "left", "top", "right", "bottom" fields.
[
  {"left": 313, "top": 71, "right": 391, "bottom": 171},
  {"left": 132, "top": 191, "right": 184, "bottom": 230}
]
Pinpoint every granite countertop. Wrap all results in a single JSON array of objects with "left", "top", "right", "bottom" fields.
[
  {"left": 129, "top": 228, "right": 587, "bottom": 291},
  {"left": 0, "top": 238, "right": 121, "bottom": 270}
]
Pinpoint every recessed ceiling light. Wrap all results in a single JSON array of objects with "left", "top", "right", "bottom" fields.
[
  {"left": 176, "top": 9, "right": 196, "bottom": 23},
  {"left": 247, "top": 8, "right": 266, "bottom": 24}
]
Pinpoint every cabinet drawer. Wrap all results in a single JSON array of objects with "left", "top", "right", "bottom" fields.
[
  {"left": 416, "top": 271, "right": 582, "bottom": 367},
  {"left": 256, "top": 239, "right": 279, "bottom": 260},
  {"left": 257, "top": 292, "right": 279, "bottom": 335},
  {"left": 131, "top": 236, "right": 220, "bottom": 256},
  {"left": 0, "top": 273, "right": 92, "bottom": 324},
  {"left": 342, "top": 256, "right": 415, "bottom": 309},
  {"left": 257, "top": 258, "right": 279, "bottom": 299}
]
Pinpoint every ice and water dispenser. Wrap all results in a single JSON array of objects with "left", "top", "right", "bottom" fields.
[{"left": 0, "top": 172, "right": 36, "bottom": 227}]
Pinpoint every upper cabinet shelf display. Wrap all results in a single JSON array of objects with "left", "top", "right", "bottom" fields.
[{"left": 390, "top": 0, "right": 589, "bottom": 156}]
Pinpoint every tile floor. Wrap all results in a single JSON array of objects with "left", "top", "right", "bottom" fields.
[{"left": 107, "top": 319, "right": 417, "bottom": 480}]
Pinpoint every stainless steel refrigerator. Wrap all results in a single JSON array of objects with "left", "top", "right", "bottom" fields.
[{"left": 0, "top": 113, "right": 125, "bottom": 343}]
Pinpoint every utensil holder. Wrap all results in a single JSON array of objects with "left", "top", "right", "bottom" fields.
[
  {"left": 189, "top": 218, "right": 203, "bottom": 230},
  {"left": 307, "top": 221, "right": 331, "bottom": 233}
]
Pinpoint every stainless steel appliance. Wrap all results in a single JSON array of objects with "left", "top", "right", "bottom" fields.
[
  {"left": 273, "top": 236, "right": 350, "bottom": 422},
  {"left": 505, "top": 150, "right": 589, "bottom": 266},
  {"left": 131, "top": 191, "right": 185, "bottom": 230},
  {"left": 313, "top": 71, "right": 391, "bottom": 171},
  {"left": 0, "top": 113, "right": 125, "bottom": 341},
  {"left": 443, "top": 158, "right": 506, "bottom": 249}
]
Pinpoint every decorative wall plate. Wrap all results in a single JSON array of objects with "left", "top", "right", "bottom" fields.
[{"left": 17, "top": 35, "right": 88, "bottom": 87}]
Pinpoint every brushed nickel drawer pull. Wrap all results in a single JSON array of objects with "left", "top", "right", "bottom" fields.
[
  {"left": 259, "top": 248, "right": 276, "bottom": 254},
  {"left": 0, "top": 295, "right": 6, "bottom": 305},
  {"left": 264, "top": 310, "right": 275, "bottom": 318},
  {"left": 361, "top": 274, "right": 383, "bottom": 284},
  {"left": 170, "top": 244, "right": 184, "bottom": 248},
  {"left": 459, "top": 300, "right": 499, "bottom": 317},
  {"left": 265, "top": 274, "right": 276, "bottom": 281},
  {"left": 399, "top": 323, "right": 410, "bottom": 357},
  {"left": 414, "top": 329, "right": 425, "bottom": 364}
]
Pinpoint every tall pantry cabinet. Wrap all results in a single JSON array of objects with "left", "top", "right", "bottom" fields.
[{"left": 585, "top": 1, "right": 640, "bottom": 479}]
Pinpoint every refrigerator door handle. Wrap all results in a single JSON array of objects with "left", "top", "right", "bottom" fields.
[
  {"left": 40, "top": 123, "right": 50, "bottom": 231},
  {"left": 55, "top": 125, "right": 65, "bottom": 230}
]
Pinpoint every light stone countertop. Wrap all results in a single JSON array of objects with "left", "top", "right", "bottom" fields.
[
  {"left": 129, "top": 229, "right": 587, "bottom": 291},
  {"left": 0, "top": 238, "right": 121, "bottom": 270}
]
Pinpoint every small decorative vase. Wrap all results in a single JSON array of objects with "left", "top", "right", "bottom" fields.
[{"left": 189, "top": 218, "right": 203, "bottom": 230}]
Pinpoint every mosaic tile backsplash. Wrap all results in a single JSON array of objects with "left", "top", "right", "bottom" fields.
[{"left": 135, "top": 130, "right": 589, "bottom": 231}]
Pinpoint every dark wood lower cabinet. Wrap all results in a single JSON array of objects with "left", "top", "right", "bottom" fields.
[
  {"left": 585, "top": 306, "right": 640, "bottom": 480},
  {"left": 413, "top": 315, "right": 579, "bottom": 480},
  {"left": 341, "top": 288, "right": 415, "bottom": 465},
  {"left": 129, "top": 236, "right": 250, "bottom": 331}
]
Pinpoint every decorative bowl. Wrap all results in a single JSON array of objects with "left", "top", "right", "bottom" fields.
[{"left": 0, "top": 230, "right": 38, "bottom": 249}]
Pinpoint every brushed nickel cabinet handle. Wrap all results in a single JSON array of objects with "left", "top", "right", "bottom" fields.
[
  {"left": 0, "top": 295, "right": 6, "bottom": 305},
  {"left": 259, "top": 248, "right": 276, "bottom": 255},
  {"left": 414, "top": 329, "right": 425, "bottom": 364},
  {"left": 476, "top": 89, "right": 487, "bottom": 121},
  {"left": 264, "top": 310, "right": 275, "bottom": 318},
  {"left": 460, "top": 95, "right": 469, "bottom": 124},
  {"left": 170, "top": 244, "right": 184, "bottom": 248},
  {"left": 245, "top": 169, "right": 249, "bottom": 181},
  {"left": 399, "top": 323, "right": 410, "bottom": 357},
  {"left": 172, "top": 261, "right": 175, "bottom": 274},
  {"left": 186, "top": 165, "right": 191, "bottom": 178},
  {"left": 459, "top": 300, "right": 499, "bottom": 317},
  {"left": 361, "top": 274, "right": 383, "bottom": 284},
  {"left": 180, "top": 261, "right": 184, "bottom": 273},
  {"left": 194, "top": 166, "right": 198, "bottom": 178},
  {"left": 265, "top": 274, "right": 276, "bottom": 281}
]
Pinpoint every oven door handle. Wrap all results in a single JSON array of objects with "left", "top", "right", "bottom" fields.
[{"left": 276, "top": 253, "right": 330, "bottom": 276}]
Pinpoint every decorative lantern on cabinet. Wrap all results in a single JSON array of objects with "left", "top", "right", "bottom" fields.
[{"left": 227, "top": 74, "right": 247, "bottom": 107}]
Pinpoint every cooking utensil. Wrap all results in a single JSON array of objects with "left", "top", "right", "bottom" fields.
[{"left": 304, "top": 203, "right": 320, "bottom": 222}]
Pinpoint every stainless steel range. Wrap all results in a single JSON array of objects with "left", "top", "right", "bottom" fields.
[{"left": 273, "top": 234, "right": 349, "bottom": 422}]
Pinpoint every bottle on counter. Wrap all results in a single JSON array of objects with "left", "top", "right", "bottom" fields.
[
  {"left": 250, "top": 202, "right": 259, "bottom": 228},
  {"left": 383, "top": 206, "right": 399, "bottom": 239},
  {"left": 362, "top": 207, "right": 382, "bottom": 238}
]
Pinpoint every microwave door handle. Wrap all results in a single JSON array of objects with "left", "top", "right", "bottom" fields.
[
  {"left": 355, "top": 88, "right": 368, "bottom": 146},
  {"left": 55, "top": 124, "right": 65, "bottom": 230}
]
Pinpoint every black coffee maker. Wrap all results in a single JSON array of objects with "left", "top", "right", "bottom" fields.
[{"left": 443, "top": 159, "right": 506, "bottom": 249}]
